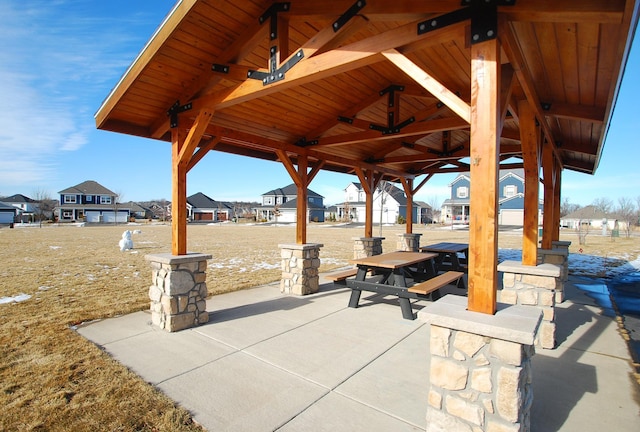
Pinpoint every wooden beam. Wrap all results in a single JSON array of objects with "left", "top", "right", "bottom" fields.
[
  {"left": 187, "top": 135, "right": 221, "bottom": 172},
  {"left": 355, "top": 168, "right": 379, "bottom": 238},
  {"left": 382, "top": 49, "right": 471, "bottom": 124},
  {"left": 193, "top": 17, "right": 470, "bottom": 112},
  {"left": 500, "top": 0, "right": 625, "bottom": 24},
  {"left": 171, "top": 127, "right": 187, "bottom": 256},
  {"left": 400, "top": 178, "right": 414, "bottom": 233},
  {"left": 313, "top": 117, "right": 469, "bottom": 147},
  {"left": 519, "top": 99, "right": 540, "bottom": 266},
  {"left": 544, "top": 102, "right": 605, "bottom": 123},
  {"left": 541, "top": 141, "right": 556, "bottom": 249},
  {"left": 467, "top": 38, "right": 500, "bottom": 315},
  {"left": 178, "top": 110, "right": 214, "bottom": 168},
  {"left": 552, "top": 163, "right": 562, "bottom": 242}
]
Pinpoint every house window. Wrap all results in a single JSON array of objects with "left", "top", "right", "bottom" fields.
[
  {"left": 100, "top": 196, "right": 112, "bottom": 205},
  {"left": 86, "top": 195, "right": 93, "bottom": 202},
  {"left": 264, "top": 197, "right": 273, "bottom": 205},
  {"left": 456, "top": 186, "right": 468, "bottom": 199},
  {"left": 504, "top": 185, "right": 517, "bottom": 197},
  {"left": 63, "top": 210, "right": 73, "bottom": 218},
  {"left": 64, "top": 195, "right": 76, "bottom": 204}
]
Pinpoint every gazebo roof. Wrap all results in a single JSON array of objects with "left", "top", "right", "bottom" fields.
[{"left": 95, "top": 0, "right": 639, "bottom": 180}]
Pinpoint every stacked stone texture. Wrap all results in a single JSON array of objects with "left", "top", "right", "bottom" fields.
[
  {"left": 396, "top": 233, "right": 422, "bottom": 252},
  {"left": 279, "top": 244, "right": 322, "bottom": 295},
  {"left": 352, "top": 237, "right": 384, "bottom": 259},
  {"left": 538, "top": 248, "right": 569, "bottom": 303},
  {"left": 498, "top": 262, "right": 561, "bottom": 349},
  {"left": 148, "top": 258, "right": 209, "bottom": 332},
  {"left": 427, "top": 325, "right": 535, "bottom": 432}
]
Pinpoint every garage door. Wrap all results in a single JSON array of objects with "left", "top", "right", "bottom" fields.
[
  {"left": 86, "top": 211, "right": 101, "bottom": 223},
  {"left": 0, "top": 211, "right": 14, "bottom": 223},
  {"left": 102, "top": 211, "right": 128, "bottom": 223},
  {"left": 500, "top": 210, "right": 524, "bottom": 226}
]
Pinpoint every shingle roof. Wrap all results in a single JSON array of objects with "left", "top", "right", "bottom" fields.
[
  {"left": 58, "top": 180, "right": 115, "bottom": 196},
  {"left": 187, "top": 192, "right": 230, "bottom": 209},
  {"left": 1, "top": 194, "right": 36, "bottom": 203},
  {"left": 262, "top": 184, "right": 323, "bottom": 199}
]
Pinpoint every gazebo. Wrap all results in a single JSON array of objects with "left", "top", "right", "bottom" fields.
[{"left": 95, "top": 1, "right": 637, "bottom": 429}]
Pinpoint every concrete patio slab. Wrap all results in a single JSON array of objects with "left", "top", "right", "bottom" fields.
[
  {"left": 244, "top": 304, "right": 422, "bottom": 388},
  {"left": 157, "top": 351, "right": 328, "bottom": 432},
  {"left": 277, "top": 392, "right": 423, "bottom": 432},
  {"left": 75, "top": 272, "right": 640, "bottom": 431},
  {"left": 334, "top": 324, "right": 430, "bottom": 429}
]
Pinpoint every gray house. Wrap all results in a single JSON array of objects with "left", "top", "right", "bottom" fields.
[{"left": 255, "top": 184, "right": 325, "bottom": 223}]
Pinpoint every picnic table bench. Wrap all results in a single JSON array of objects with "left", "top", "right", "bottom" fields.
[{"left": 344, "top": 251, "right": 464, "bottom": 320}]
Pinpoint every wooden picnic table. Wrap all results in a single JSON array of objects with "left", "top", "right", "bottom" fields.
[
  {"left": 419, "top": 242, "right": 469, "bottom": 273},
  {"left": 346, "top": 251, "right": 462, "bottom": 320}
]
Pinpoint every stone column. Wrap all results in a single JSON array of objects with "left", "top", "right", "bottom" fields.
[
  {"left": 537, "top": 248, "right": 568, "bottom": 303},
  {"left": 352, "top": 237, "right": 384, "bottom": 259},
  {"left": 497, "top": 261, "right": 561, "bottom": 349},
  {"left": 279, "top": 243, "right": 323, "bottom": 295},
  {"left": 396, "top": 233, "right": 422, "bottom": 252},
  {"left": 552, "top": 240, "right": 571, "bottom": 252},
  {"left": 421, "top": 295, "right": 542, "bottom": 432},
  {"left": 146, "top": 253, "right": 211, "bottom": 332}
]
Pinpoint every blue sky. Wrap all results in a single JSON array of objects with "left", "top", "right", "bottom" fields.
[{"left": 1, "top": 1, "right": 638, "bottom": 208}]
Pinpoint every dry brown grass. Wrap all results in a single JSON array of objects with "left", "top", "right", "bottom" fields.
[{"left": 0, "top": 222, "right": 638, "bottom": 431}]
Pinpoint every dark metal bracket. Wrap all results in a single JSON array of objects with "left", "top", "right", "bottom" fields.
[
  {"left": 295, "top": 137, "right": 319, "bottom": 147},
  {"left": 259, "top": 2, "right": 291, "bottom": 40},
  {"left": 247, "top": 49, "right": 304, "bottom": 85},
  {"left": 333, "top": 0, "right": 367, "bottom": 32},
  {"left": 418, "top": 0, "right": 515, "bottom": 44},
  {"left": 211, "top": 64, "right": 229, "bottom": 74},
  {"left": 167, "top": 101, "right": 193, "bottom": 128}
]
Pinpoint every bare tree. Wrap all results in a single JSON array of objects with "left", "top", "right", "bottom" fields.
[
  {"left": 615, "top": 197, "right": 636, "bottom": 238},
  {"left": 560, "top": 197, "right": 581, "bottom": 217},
  {"left": 32, "top": 188, "right": 55, "bottom": 227},
  {"left": 427, "top": 195, "right": 442, "bottom": 223},
  {"left": 591, "top": 197, "right": 613, "bottom": 214},
  {"left": 112, "top": 190, "right": 124, "bottom": 225}
]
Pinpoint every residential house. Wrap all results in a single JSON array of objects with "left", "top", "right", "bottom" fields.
[
  {"left": 334, "top": 182, "right": 431, "bottom": 224},
  {"left": 255, "top": 184, "right": 325, "bottom": 223},
  {"left": 441, "top": 169, "right": 542, "bottom": 226},
  {"left": 187, "top": 192, "right": 232, "bottom": 222},
  {"left": 57, "top": 180, "right": 130, "bottom": 223},
  {"left": 560, "top": 206, "right": 628, "bottom": 232},
  {"left": 0, "top": 202, "right": 16, "bottom": 224},
  {"left": 0, "top": 194, "right": 39, "bottom": 222},
  {"left": 124, "top": 202, "right": 153, "bottom": 220}
]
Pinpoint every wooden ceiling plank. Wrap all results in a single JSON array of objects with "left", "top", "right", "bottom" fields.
[
  {"left": 545, "top": 102, "right": 605, "bottom": 123},
  {"left": 382, "top": 49, "right": 471, "bottom": 123}
]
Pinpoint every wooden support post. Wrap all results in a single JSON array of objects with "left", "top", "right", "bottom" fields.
[
  {"left": 400, "top": 178, "right": 414, "bottom": 233},
  {"left": 355, "top": 168, "right": 381, "bottom": 238},
  {"left": 519, "top": 99, "right": 540, "bottom": 266},
  {"left": 552, "top": 162, "right": 562, "bottom": 242},
  {"left": 276, "top": 151, "right": 322, "bottom": 244},
  {"left": 296, "top": 156, "right": 308, "bottom": 244},
  {"left": 467, "top": 38, "right": 500, "bottom": 315},
  {"left": 171, "top": 127, "right": 187, "bottom": 256},
  {"left": 542, "top": 141, "right": 555, "bottom": 250}
]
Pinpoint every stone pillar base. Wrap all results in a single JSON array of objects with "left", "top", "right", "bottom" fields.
[
  {"left": 498, "top": 261, "right": 561, "bottom": 349},
  {"left": 538, "top": 248, "right": 569, "bottom": 303},
  {"left": 396, "top": 233, "right": 422, "bottom": 252},
  {"left": 352, "top": 237, "right": 384, "bottom": 259},
  {"left": 146, "top": 253, "right": 211, "bottom": 332},
  {"left": 420, "top": 295, "right": 542, "bottom": 432},
  {"left": 552, "top": 240, "right": 571, "bottom": 252},
  {"left": 279, "top": 243, "right": 323, "bottom": 295}
]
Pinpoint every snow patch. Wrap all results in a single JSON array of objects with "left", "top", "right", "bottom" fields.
[{"left": 0, "top": 293, "right": 32, "bottom": 304}]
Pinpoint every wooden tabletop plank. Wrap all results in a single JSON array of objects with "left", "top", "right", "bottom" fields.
[
  {"left": 420, "top": 242, "right": 469, "bottom": 253},
  {"left": 349, "top": 251, "right": 437, "bottom": 269}
]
